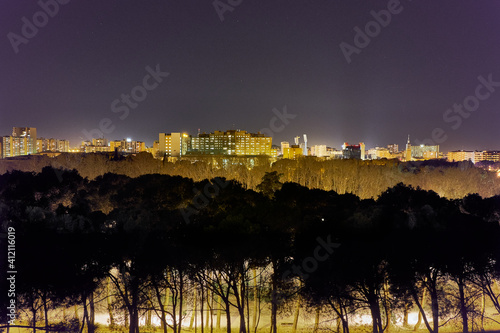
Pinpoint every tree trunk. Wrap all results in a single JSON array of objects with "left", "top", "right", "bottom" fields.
[
  {"left": 217, "top": 295, "right": 222, "bottom": 330},
  {"left": 178, "top": 272, "right": 184, "bottom": 333},
  {"left": 129, "top": 279, "right": 140, "bottom": 333},
  {"left": 190, "top": 289, "right": 197, "bottom": 329},
  {"left": 89, "top": 292, "right": 95, "bottom": 333},
  {"left": 313, "top": 307, "right": 320, "bottom": 333},
  {"left": 233, "top": 278, "right": 247, "bottom": 333},
  {"left": 124, "top": 308, "right": 129, "bottom": 329},
  {"left": 367, "top": 292, "right": 383, "bottom": 333},
  {"left": 207, "top": 287, "right": 213, "bottom": 333},
  {"left": 163, "top": 282, "right": 170, "bottom": 333},
  {"left": 430, "top": 287, "right": 439, "bottom": 333},
  {"left": 270, "top": 261, "right": 278, "bottom": 333},
  {"left": 403, "top": 302, "right": 409, "bottom": 328},
  {"left": 480, "top": 291, "right": 485, "bottom": 332},
  {"left": 106, "top": 277, "right": 115, "bottom": 328},
  {"left": 292, "top": 294, "right": 300, "bottom": 333},
  {"left": 252, "top": 269, "right": 258, "bottom": 333},
  {"left": 413, "top": 284, "right": 429, "bottom": 332},
  {"left": 152, "top": 277, "right": 168, "bottom": 333},
  {"left": 32, "top": 300, "right": 37, "bottom": 333},
  {"left": 457, "top": 276, "right": 468, "bottom": 333},
  {"left": 42, "top": 293, "right": 49, "bottom": 333},
  {"left": 225, "top": 300, "right": 231, "bottom": 333},
  {"left": 383, "top": 280, "right": 392, "bottom": 333},
  {"left": 200, "top": 284, "right": 205, "bottom": 333},
  {"left": 369, "top": 302, "right": 382, "bottom": 333},
  {"left": 80, "top": 295, "right": 88, "bottom": 333}
]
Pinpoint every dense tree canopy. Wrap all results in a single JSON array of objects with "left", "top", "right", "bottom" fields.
[{"left": 0, "top": 167, "right": 499, "bottom": 333}]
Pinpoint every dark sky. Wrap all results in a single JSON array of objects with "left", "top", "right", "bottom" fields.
[{"left": 1, "top": 1, "right": 499, "bottom": 151}]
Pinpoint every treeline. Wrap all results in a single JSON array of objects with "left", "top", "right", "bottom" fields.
[
  {"left": 1, "top": 152, "right": 499, "bottom": 199},
  {"left": 1, "top": 168, "right": 500, "bottom": 333}
]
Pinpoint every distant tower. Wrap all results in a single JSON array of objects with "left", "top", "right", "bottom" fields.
[
  {"left": 405, "top": 135, "right": 412, "bottom": 161},
  {"left": 294, "top": 136, "right": 300, "bottom": 145},
  {"left": 303, "top": 134, "right": 308, "bottom": 156}
]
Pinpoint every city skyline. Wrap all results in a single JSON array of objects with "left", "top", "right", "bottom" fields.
[
  {"left": 2, "top": 123, "right": 500, "bottom": 154},
  {"left": 1, "top": 1, "right": 500, "bottom": 152}
]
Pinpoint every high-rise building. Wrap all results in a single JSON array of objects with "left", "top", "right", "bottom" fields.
[
  {"left": 1, "top": 127, "right": 37, "bottom": 158},
  {"left": 188, "top": 130, "right": 271, "bottom": 156},
  {"left": 12, "top": 127, "right": 37, "bottom": 141},
  {"left": 57, "top": 140, "right": 70, "bottom": 152}
]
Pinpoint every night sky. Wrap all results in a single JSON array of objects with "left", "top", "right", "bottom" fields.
[{"left": 1, "top": 1, "right": 499, "bottom": 151}]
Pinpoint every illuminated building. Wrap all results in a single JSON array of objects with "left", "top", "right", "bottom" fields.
[
  {"left": 482, "top": 151, "right": 500, "bottom": 162},
  {"left": 92, "top": 138, "right": 108, "bottom": 147},
  {"left": 405, "top": 136, "right": 439, "bottom": 160},
  {"left": 474, "top": 151, "right": 484, "bottom": 162},
  {"left": 447, "top": 150, "right": 476, "bottom": 163},
  {"left": 151, "top": 140, "right": 159, "bottom": 157},
  {"left": 36, "top": 138, "right": 70, "bottom": 153},
  {"left": 188, "top": 130, "right": 272, "bottom": 156},
  {"left": 109, "top": 139, "right": 146, "bottom": 154},
  {"left": 342, "top": 142, "right": 365, "bottom": 160},
  {"left": 283, "top": 145, "right": 303, "bottom": 159},
  {"left": 412, "top": 144, "right": 439, "bottom": 160},
  {"left": 159, "top": 133, "right": 191, "bottom": 157},
  {"left": 311, "top": 145, "right": 328, "bottom": 157},
  {"left": 1, "top": 127, "right": 37, "bottom": 158},
  {"left": 12, "top": 127, "right": 37, "bottom": 142},
  {"left": 302, "top": 134, "right": 308, "bottom": 156},
  {"left": 367, "top": 147, "right": 392, "bottom": 159},
  {"left": 281, "top": 141, "right": 289, "bottom": 156},
  {"left": 80, "top": 139, "right": 109, "bottom": 153},
  {"left": 405, "top": 135, "right": 412, "bottom": 161},
  {"left": 387, "top": 144, "right": 399, "bottom": 154}
]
